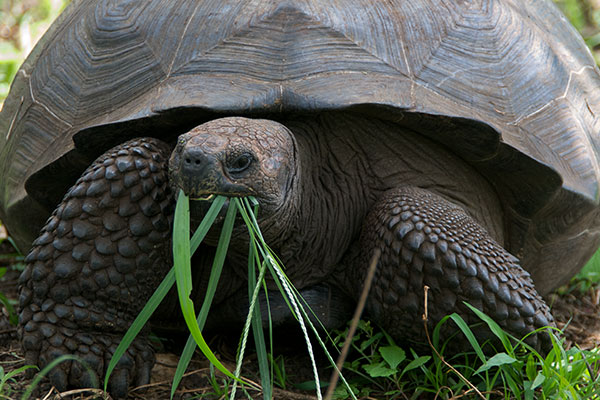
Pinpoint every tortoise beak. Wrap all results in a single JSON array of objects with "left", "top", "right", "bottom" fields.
[{"left": 168, "top": 144, "right": 251, "bottom": 198}]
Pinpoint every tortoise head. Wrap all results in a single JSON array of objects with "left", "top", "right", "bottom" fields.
[{"left": 168, "top": 117, "right": 298, "bottom": 219}]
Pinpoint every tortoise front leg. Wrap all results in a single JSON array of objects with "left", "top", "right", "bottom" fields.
[
  {"left": 354, "top": 187, "right": 554, "bottom": 351},
  {"left": 18, "top": 138, "right": 174, "bottom": 397}
]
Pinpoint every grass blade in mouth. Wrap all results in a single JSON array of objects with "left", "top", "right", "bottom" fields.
[
  {"left": 246, "top": 199, "right": 273, "bottom": 400},
  {"left": 229, "top": 198, "right": 273, "bottom": 399},
  {"left": 189, "top": 195, "right": 226, "bottom": 250},
  {"left": 171, "top": 194, "right": 229, "bottom": 397},
  {"left": 173, "top": 189, "right": 241, "bottom": 382},
  {"left": 234, "top": 197, "right": 329, "bottom": 400}
]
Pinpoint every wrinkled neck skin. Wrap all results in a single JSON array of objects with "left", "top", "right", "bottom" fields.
[
  {"left": 240, "top": 133, "right": 303, "bottom": 250},
  {"left": 225, "top": 115, "right": 372, "bottom": 288}
]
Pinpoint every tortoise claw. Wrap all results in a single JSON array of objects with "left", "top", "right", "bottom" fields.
[{"left": 109, "top": 368, "right": 131, "bottom": 399}]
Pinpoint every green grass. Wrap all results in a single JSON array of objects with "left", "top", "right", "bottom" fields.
[
  {"left": 327, "top": 313, "right": 600, "bottom": 399},
  {"left": 0, "top": 365, "right": 35, "bottom": 400},
  {"left": 575, "top": 250, "right": 600, "bottom": 287}
]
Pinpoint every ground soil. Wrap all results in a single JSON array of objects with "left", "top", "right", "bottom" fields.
[{"left": 2, "top": 236, "right": 600, "bottom": 400}]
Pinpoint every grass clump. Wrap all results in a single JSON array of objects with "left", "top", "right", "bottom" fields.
[
  {"left": 328, "top": 305, "right": 600, "bottom": 399},
  {"left": 0, "top": 365, "right": 35, "bottom": 400}
]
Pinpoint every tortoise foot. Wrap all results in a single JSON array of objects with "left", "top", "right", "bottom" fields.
[
  {"left": 356, "top": 187, "right": 554, "bottom": 351},
  {"left": 23, "top": 324, "right": 153, "bottom": 398}
]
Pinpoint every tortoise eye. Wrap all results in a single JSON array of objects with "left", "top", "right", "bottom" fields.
[{"left": 228, "top": 153, "right": 254, "bottom": 174}]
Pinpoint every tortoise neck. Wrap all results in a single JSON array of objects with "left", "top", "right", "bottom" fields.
[{"left": 263, "top": 116, "right": 369, "bottom": 287}]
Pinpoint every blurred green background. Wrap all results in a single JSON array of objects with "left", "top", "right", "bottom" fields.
[
  {"left": 0, "top": 0, "right": 68, "bottom": 103},
  {"left": 1, "top": 0, "right": 600, "bottom": 104}
]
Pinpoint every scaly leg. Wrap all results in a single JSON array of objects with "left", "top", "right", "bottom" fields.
[
  {"left": 19, "top": 138, "right": 174, "bottom": 397},
  {"left": 355, "top": 187, "right": 553, "bottom": 350}
]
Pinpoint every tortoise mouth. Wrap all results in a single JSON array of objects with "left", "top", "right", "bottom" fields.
[
  {"left": 188, "top": 193, "right": 252, "bottom": 245},
  {"left": 186, "top": 189, "right": 255, "bottom": 201},
  {"left": 190, "top": 193, "right": 216, "bottom": 201}
]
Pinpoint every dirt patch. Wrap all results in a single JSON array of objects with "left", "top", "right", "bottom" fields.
[{"left": 549, "top": 285, "right": 600, "bottom": 350}]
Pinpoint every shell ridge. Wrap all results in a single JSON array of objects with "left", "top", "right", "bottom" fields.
[{"left": 165, "top": 1, "right": 204, "bottom": 78}]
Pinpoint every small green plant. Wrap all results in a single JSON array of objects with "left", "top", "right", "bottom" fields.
[
  {"left": 204, "top": 363, "right": 230, "bottom": 398},
  {"left": 0, "top": 267, "right": 17, "bottom": 326},
  {"left": 331, "top": 320, "right": 430, "bottom": 399},
  {"left": 329, "top": 302, "right": 600, "bottom": 399},
  {"left": 268, "top": 353, "right": 287, "bottom": 390},
  {"left": 0, "top": 365, "right": 36, "bottom": 400}
]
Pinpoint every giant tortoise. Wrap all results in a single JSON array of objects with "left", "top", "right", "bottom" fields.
[{"left": 2, "top": 0, "right": 600, "bottom": 396}]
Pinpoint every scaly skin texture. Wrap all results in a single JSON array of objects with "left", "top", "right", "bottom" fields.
[
  {"left": 353, "top": 187, "right": 554, "bottom": 350},
  {"left": 18, "top": 138, "right": 174, "bottom": 397}
]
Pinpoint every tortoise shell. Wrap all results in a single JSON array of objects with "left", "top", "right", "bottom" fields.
[{"left": 1, "top": 0, "right": 599, "bottom": 294}]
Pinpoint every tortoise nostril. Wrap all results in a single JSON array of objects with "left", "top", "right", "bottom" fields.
[
  {"left": 184, "top": 157, "right": 202, "bottom": 165},
  {"left": 181, "top": 147, "right": 211, "bottom": 173}
]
